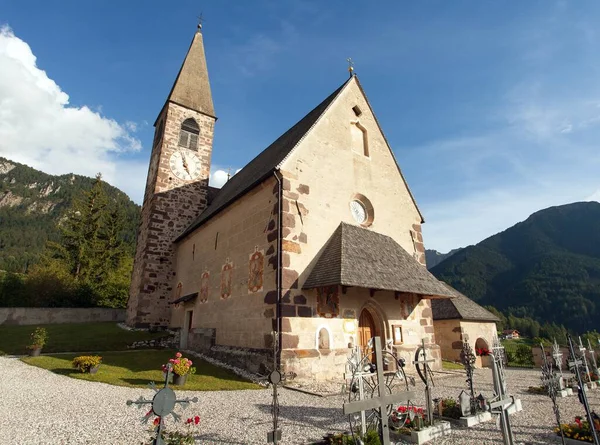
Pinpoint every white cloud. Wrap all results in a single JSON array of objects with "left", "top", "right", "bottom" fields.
[
  {"left": 585, "top": 190, "right": 600, "bottom": 202},
  {"left": 209, "top": 167, "right": 242, "bottom": 189},
  {"left": 0, "top": 26, "right": 142, "bottom": 199}
]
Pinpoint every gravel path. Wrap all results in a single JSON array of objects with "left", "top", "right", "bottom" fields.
[{"left": 2, "top": 356, "right": 599, "bottom": 444}]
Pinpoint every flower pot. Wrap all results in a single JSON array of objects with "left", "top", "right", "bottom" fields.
[
  {"left": 29, "top": 347, "right": 42, "bottom": 357},
  {"left": 173, "top": 373, "right": 187, "bottom": 386},
  {"left": 89, "top": 365, "right": 100, "bottom": 374}
]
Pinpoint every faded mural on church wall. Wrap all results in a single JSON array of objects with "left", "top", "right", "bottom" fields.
[
  {"left": 400, "top": 294, "right": 417, "bottom": 320},
  {"left": 317, "top": 285, "right": 339, "bottom": 318},
  {"left": 220, "top": 261, "right": 233, "bottom": 299},
  {"left": 248, "top": 248, "right": 264, "bottom": 293},
  {"left": 199, "top": 271, "right": 209, "bottom": 303}
]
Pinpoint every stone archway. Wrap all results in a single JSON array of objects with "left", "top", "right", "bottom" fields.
[{"left": 474, "top": 337, "right": 491, "bottom": 368}]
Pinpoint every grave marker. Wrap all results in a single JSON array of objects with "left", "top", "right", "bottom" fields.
[
  {"left": 489, "top": 336, "right": 517, "bottom": 445},
  {"left": 414, "top": 339, "right": 436, "bottom": 426},
  {"left": 460, "top": 341, "right": 477, "bottom": 415},
  {"left": 540, "top": 343, "right": 566, "bottom": 445},
  {"left": 567, "top": 334, "right": 600, "bottom": 445},
  {"left": 126, "top": 364, "right": 198, "bottom": 445},
  {"left": 343, "top": 337, "right": 416, "bottom": 445}
]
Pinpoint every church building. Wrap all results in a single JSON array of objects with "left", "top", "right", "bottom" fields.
[{"left": 126, "top": 26, "right": 495, "bottom": 380}]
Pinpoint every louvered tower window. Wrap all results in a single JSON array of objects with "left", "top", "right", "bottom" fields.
[{"left": 178, "top": 118, "right": 200, "bottom": 150}]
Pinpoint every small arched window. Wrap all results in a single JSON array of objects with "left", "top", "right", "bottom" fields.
[{"left": 179, "top": 118, "right": 200, "bottom": 150}]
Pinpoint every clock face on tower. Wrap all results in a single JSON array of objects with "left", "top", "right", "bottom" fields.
[{"left": 169, "top": 150, "right": 202, "bottom": 181}]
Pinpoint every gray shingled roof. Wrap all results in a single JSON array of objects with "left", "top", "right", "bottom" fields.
[
  {"left": 302, "top": 222, "right": 455, "bottom": 298},
  {"left": 175, "top": 78, "right": 351, "bottom": 242},
  {"left": 166, "top": 30, "right": 215, "bottom": 119},
  {"left": 170, "top": 292, "right": 198, "bottom": 305},
  {"left": 431, "top": 284, "right": 500, "bottom": 322}
]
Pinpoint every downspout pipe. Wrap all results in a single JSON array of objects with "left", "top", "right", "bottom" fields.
[{"left": 273, "top": 170, "right": 283, "bottom": 367}]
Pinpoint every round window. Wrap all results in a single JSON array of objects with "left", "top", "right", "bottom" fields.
[{"left": 350, "top": 200, "right": 367, "bottom": 224}]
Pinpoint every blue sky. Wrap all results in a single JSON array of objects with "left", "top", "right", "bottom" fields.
[{"left": 1, "top": 0, "right": 599, "bottom": 252}]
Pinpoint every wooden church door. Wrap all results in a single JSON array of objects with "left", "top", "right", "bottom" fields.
[{"left": 358, "top": 309, "right": 376, "bottom": 360}]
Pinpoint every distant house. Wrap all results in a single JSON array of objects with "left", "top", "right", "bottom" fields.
[{"left": 502, "top": 329, "right": 520, "bottom": 339}]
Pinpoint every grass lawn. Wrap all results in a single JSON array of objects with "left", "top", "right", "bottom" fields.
[
  {"left": 0, "top": 322, "right": 170, "bottom": 355},
  {"left": 21, "top": 350, "right": 262, "bottom": 391},
  {"left": 442, "top": 360, "right": 464, "bottom": 370}
]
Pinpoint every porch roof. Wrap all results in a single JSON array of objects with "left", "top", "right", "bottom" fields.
[
  {"left": 302, "top": 222, "right": 455, "bottom": 299},
  {"left": 170, "top": 292, "right": 198, "bottom": 305},
  {"left": 431, "top": 284, "right": 500, "bottom": 322}
]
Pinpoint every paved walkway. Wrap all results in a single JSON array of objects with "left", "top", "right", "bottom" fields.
[{"left": 1, "top": 356, "right": 596, "bottom": 444}]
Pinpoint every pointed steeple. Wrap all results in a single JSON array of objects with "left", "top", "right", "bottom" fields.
[{"left": 166, "top": 25, "right": 215, "bottom": 118}]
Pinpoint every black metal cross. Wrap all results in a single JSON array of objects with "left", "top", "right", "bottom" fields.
[
  {"left": 414, "top": 338, "right": 436, "bottom": 426},
  {"left": 259, "top": 331, "right": 296, "bottom": 444},
  {"left": 343, "top": 337, "right": 416, "bottom": 445},
  {"left": 567, "top": 334, "right": 600, "bottom": 445},
  {"left": 197, "top": 13, "right": 204, "bottom": 29},
  {"left": 126, "top": 364, "right": 198, "bottom": 445}
]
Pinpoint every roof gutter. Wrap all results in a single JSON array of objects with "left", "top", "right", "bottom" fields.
[{"left": 273, "top": 170, "right": 283, "bottom": 368}]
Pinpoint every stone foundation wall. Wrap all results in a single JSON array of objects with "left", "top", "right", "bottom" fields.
[{"left": 0, "top": 307, "right": 125, "bottom": 326}]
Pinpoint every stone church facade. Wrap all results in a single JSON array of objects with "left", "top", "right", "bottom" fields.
[{"left": 127, "top": 27, "right": 495, "bottom": 380}]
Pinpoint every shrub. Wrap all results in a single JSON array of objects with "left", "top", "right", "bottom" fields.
[
  {"left": 72, "top": 355, "right": 102, "bottom": 373},
  {"left": 28, "top": 327, "right": 48, "bottom": 349},
  {"left": 162, "top": 352, "right": 196, "bottom": 376},
  {"left": 441, "top": 398, "right": 462, "bottom": 419}
]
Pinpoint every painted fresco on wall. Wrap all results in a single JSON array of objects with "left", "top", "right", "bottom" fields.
[
  {"left": 199, "top": 271, "right": 209, "bottom": 303},
  {"left": 220, "top": 260, "right": 233, "bottom": 299},
  {"left": 248, "top": 248, "right": 264, "bottom": 293},
  {"left": 400, "top": 294, "right": 416, "bottom": 320},
  {"left": 317, "top": 285, "right": 339, "bottom": 318}
]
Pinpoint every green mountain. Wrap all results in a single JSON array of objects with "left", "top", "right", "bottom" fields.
[
  {"left": 430, "top": 201, "right": 600, "bottom": 333},
  {"left": 0, "top": 157, "right": 140, "bottom": 273}
]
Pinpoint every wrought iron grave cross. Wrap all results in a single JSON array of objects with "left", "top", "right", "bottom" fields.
[
  {"left": 540, "top": 343, "right": 566, "bottom": 445},
  {"left": 126, "top": 364, "right": 198, "bottom": 445},
  {"left": 460, "top": 341, "right": 477, "bottom": 415},
  {"left": 567, "top": 334, "right": 600, "bottom": 445},
  {"left": 343, "top": 337, "right": 416, "bottom": 445},
  {"left": 579, "top": 336, "right": 592, "bottom": 383},
  {"left": 489, "top": 336, "right": 516, "bottom": 445},
  {"left": 260, "top": 331, "right": 296, "bottom": 444},
  {"left": 414, "top": 338, "right": 436, "bottom": 426},
  {"left": 552, "top": 338, "right": 564, "bottom": 380},
  {"left": 588, "top": 338, "right": 599, "bottom": 377}
]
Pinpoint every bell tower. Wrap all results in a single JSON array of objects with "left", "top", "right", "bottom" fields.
[{"left": 127, "top": 25, "right": 216, "bottom": 328}]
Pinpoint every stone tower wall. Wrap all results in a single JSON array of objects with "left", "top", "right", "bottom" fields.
[{"left": 127, "top": 102, "right": 215, "bottom": 328}]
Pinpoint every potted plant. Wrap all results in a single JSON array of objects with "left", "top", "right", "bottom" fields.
[
  {"left": 146, "top": 415, "right": 200, "bottom": 445},
  {"left": 72, "top": 355, "right": 103, "bottom": 374},
  {"left": 162, "top": 352, "right": 196, "bottom": 386},
  {"left": 27, "top": 327, "right": 48, "bottom": 356},
  {"left": 555, "top": 415, "right": 599, "bottom": 443}
]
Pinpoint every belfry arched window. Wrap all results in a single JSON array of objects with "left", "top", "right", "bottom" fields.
[{"left": 178, "top": 118, "right": 200, "bottom": 150}]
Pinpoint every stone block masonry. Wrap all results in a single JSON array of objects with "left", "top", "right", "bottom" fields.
[{"left": 127, "top": 102, "right": 215, "bottom": 328}]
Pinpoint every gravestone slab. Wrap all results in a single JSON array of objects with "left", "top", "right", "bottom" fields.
[{"left": 393, "top": 421, "right": 452, "bottom": 444}]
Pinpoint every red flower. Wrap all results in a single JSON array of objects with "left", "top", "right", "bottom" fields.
[
  {"left": 153, "top": 417, "right": 160, "bottom": 426},
  {"left": 146, "top": 410, "right": 152, "bottom": 417},
  {"left": 186, "top": 418, "right": 193, "bottom": 424},
  {"left": 194, "top": 415, "right": 200, "bottom": 425}
]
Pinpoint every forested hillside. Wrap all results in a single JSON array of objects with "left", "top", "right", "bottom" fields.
[
  {"left": 425, "top": 248, "right": 462, "bottom": 269},
  {"left": 430, "top": 202, "right": 600, "bottom": 333},
  {"left": 0, "top": 157, "right": 140, "bottom": 272}
]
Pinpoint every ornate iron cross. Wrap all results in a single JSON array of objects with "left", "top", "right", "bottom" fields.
[
  {"left": 552, "top": 338, "right": 564, "bottom": 379},
  {"left": 126, "top": 364, "right": 198, "bottom": 445},
  {"left": 414, "top": 339, "right": 436, "bottom": 426},
  {"left": 567, "top": 334, "right": 600, "bottom": 445},
  {"left": 588, "top": 338, "right": 599, "bottom": 377},
  {"left": 343, "top": 337, "right": 416, "bottom": 445},
  {"left": 540, "top": 343, "right": 566, "bottom": 445},
  {"left": 460, "top": 341, "right": 477, "bottom": 415},
  {"left": 579, "top": 336, "right": 592, "bottom": 382}
]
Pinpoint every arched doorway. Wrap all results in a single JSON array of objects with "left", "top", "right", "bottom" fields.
[
  {"left": 474, "top": 337, "right": 491, "bottom": 368},
  {"left": 358, "top": 308, "right": 380, "bottom": 358}
]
